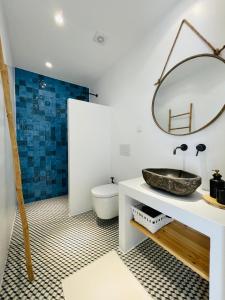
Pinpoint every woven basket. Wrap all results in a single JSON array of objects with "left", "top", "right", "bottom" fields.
[{"left": 131, "top": 204, "right": 173, "bottom": 234}]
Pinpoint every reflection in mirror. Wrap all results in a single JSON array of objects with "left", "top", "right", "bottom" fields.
[{"left": 152, "top": 54, "right": 225, "bottom": 135}]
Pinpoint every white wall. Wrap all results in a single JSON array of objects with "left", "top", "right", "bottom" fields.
[
  {"left": 68, "top": 100, "right": 111, "bottom": 215},
  {"left": 92, "top": 0, "right": 225, "bottom": 191},
  {"left": 0, "top": 2, "right": 16, "bottom": 287}
]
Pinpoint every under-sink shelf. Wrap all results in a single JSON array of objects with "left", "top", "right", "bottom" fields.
[{"left": 130, "top": 219, "right": 210, "bottom": 281}]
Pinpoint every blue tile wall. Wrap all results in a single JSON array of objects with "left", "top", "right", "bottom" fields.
[{"left": 15, "top": 68, "right": 89, "bottom": 203}]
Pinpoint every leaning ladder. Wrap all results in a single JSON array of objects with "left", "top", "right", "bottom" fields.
[
  {"left": 0, "top": 37, "right": 34, "bottom": 282},
  {"left": 168, "top": 103, "right": 193, "bottom": 134}
]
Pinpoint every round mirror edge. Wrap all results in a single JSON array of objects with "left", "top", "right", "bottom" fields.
[{"left": 152, "top": 53, "right": 225, "bottom": 136}]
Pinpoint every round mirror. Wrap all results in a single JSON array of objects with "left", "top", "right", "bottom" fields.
[{"left": 152, "top": 54, "right": 225, "bottom": 135}]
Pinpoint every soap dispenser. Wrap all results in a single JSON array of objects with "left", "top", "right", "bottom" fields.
[{"left": 210, "top": 170, "right": 225, "bottom": 198}]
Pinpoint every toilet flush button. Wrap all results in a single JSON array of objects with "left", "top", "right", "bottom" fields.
[{"left": 120, "top": 144, "right": 130, "bottom": 157}]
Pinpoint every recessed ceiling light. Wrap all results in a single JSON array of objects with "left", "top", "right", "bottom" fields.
[
  {"left": 45, "top": 62, "right": 53, "bottom": 68},
  {"left": 54, "top": 11, "right": 64, "bottom": 26}
]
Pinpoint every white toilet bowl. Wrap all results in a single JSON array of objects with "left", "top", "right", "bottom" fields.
[{"left": 91, "top": 184, "right": 119, "bottom": 219}]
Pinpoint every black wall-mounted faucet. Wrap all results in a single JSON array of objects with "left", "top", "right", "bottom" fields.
[
  {"left": 196, "top": 144, "right": 206, "bottom": 156},
  {"left": 173, "top": 144, "right": 188, "bottom": 155}
]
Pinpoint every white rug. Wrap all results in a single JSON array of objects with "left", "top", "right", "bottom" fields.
[{"left": 62, "top": 250, "right": 153, "bottom": 300}]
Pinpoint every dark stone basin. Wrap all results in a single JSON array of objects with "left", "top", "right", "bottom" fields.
[{"left": 142, "top": 168, "right": 201, "bottom": 196}]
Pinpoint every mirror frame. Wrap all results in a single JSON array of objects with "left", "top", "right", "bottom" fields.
[{"left": 152, "top": 53, "right": 225, "bottom": 136}]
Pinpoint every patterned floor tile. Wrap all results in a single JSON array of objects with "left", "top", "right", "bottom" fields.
[{"left": 0, "top": 197, "right": 209, "bottom": 299}]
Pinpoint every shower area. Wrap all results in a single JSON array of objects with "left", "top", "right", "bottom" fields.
[{"left": 15, "top": 68, "right": 89, "bottom": 203}]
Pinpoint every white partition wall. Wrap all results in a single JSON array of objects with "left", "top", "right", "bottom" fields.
[{"left": 68, "top": 99, "right": 111, "bottom": 216}]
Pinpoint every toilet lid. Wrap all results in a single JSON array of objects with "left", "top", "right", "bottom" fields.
[{"left": 91, "top": 184, "right": 118, "bottom": 198}]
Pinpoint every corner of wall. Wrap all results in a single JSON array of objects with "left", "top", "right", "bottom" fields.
[{"left": 0, "top": 2, "right": 17, "bottom": 289}]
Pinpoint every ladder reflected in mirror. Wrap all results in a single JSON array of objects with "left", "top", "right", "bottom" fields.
[{"left": 168, "top": 103, "right": 193, "bottom": 133}]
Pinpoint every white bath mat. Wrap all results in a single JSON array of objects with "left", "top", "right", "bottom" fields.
[{"left": 62, "top": 250, "right": 153, "bottom": 300}]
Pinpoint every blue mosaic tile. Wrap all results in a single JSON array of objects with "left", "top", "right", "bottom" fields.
[{"left": 16, "top": 68, "right": 89, "bottom": 203}]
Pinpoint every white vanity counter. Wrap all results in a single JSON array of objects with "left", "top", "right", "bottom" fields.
[{"left": 119, "top": 177, "right": 225, "bottom": 300}]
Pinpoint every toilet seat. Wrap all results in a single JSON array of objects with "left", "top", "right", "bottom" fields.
[{"left": 91, "top": 184, "right": 118, "bottom": 198}]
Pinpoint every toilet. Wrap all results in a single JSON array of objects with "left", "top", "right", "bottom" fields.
[{"left": 91, "top": 184, "right": 119, "bottom": 219}]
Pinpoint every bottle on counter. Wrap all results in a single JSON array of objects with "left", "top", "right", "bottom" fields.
[{"left": 210, "top": 170, "right": 225, "bottom": 199}]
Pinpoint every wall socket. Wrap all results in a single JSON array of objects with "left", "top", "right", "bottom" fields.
[{"left": 120, "top": 144, "right": 131, "bottom": 156}]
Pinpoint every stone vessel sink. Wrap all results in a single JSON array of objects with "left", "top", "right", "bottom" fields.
[{"left": 142, "top": 168, "right": 201, "bottom": 196}]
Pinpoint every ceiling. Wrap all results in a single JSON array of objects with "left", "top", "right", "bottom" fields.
[{"left": 2, "top": 0, "right": 178, "bottom": 87}]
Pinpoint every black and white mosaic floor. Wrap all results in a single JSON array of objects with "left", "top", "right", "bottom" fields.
[{"left": 0, "top": 197, "right": 209, "bottom": 299}]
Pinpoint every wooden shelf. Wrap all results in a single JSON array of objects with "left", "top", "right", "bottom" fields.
[{"left": 130, "top": 219, "right": 210, "bottom": 281}]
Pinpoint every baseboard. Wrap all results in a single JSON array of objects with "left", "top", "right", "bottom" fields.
[
  {"left": 69, "top": 208, "right": 93, "bottom": 217},
  {"left": 0, "top": 210, "right": 16, "bottom": 290}
]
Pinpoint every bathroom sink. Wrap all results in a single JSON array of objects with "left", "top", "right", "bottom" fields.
[{"left": 142, "top": 168, "right": 201, "bottom": 196}]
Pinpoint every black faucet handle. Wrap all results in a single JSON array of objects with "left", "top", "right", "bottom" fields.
[
  {"left": 196, "top": 144, "right": 206, "bottom": 156},
  {"left": 180, "top": 144, "right": 188, "bottom": 151}
]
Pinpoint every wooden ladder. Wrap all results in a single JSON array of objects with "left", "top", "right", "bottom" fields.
[
  {"left": 168, "top": 103, "right": 193, "bottom": 134},
  {"left": 0, "top": 37, "right": 34, "bottom": 282}
]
